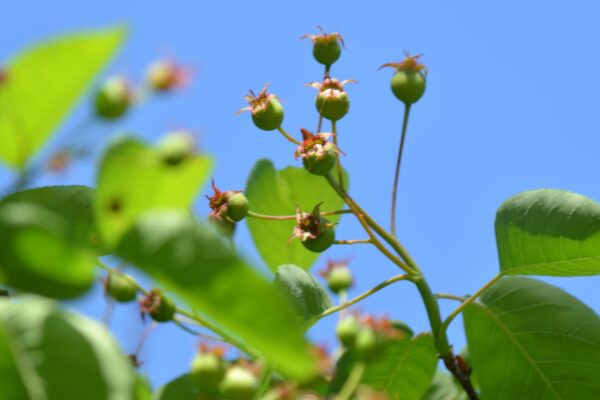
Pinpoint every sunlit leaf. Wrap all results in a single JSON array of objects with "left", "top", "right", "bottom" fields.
[
  {"left": 0, "top": 26, "right": 126, "bottom": 168},
  {"left": 496, "top": 189, "right": 600, "bottom": 276},
  {"left": 245, "top": 159, "right": 347, "bottom": 271},
  {"left": 464, "top": 276, "right": 600, "bottom": 399},
  {"left": 116, "top": 211, "right": 317, "bottom": 380}
]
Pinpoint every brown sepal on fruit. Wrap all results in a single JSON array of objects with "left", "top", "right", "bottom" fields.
[
  {"left": 318, "top": 257, "right": 353, "bottom": 278},
  {"left": 307, "top": 77, "right": 356, "bottom": 93},
  {"left": 237, "top": 84, "right": 281, "bottom": 115},
  {"left": 206, "top": 179, "right": 241, "bottom": 221},
  {"left": 290, "top": 203, "right": 334, "bottom": 243},
  {"left": 294, "top": 128, "right": 341, "bottom": 159},
  {"left": 300, "top": 25, "right": 345, "bottom": 48},
  {"left": 378, "top": 51, "right": 428, "bottom": 76},
  {"left": 360, "top": 314, "right": 405, "bottom": 340}
]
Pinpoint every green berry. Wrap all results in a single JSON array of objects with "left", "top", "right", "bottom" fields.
[
  {"left": 302, "top": 145, "right": 337, "bottom": 176},
  {"left": 326, "top": 265, "right": 353, "bottom": 293},
  {"left": 219, "top": 366, "right": 258, "bottom": 400},
  {"left": 105, "top": 272, "right": 137, "bottom": 303},
  {"left": 391, "top": 70, "right": 426, "bottom": 105},
  {"left": 148, "top": 291, "right": 176, "bottom": 323},
  {"left": 146, "top": 60, "right": 175, "bottom": 92},
  {"left": 302, "top": 218, "right": 335, "bottom": 253},
  {"left": 226, "top": 193, "right": 249, "bottom": 222},
  {"left": 95, "top": 76, "right": 131, "bottom": 120},
  {"left": 190, "top": 353, "right": 226, "bottom": 392},
  {"left": 355, "top": 327, "right": 385, "bottom": 360},
  {"left": 315, "top": 89, "right": 349, "bottom": 121},
  {"left": 157, "top": 131, "right": 195, "bottom": 166},
  {"left": 252, "top": 98, "right": 284, "bottom": 131},
  {"left": 336, "top": 316, "right": 360, "bottom": 348},
  {"left": 313, "top": 37, "right": 341, "bottom": 67}
]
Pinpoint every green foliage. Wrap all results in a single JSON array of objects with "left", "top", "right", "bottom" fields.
[
  {"left": 155, "top": 374, "right": 199, "bottom": 400},
  {"left": 0, "top": 296, "right": 135, "bottom": 400},
  {"left": 0, "top": 27, "right": 126, "bottom": 168},
  {"left": 0, "top": 185, "right": 103, "bottom": 251},
  {"left": 496, "top": 189, "right": 600, "bottom": 276},
  {"left": 421, "top": 371, "right": 468, "bottom": 400},
  {"left": 116, "top": 211, "right": 317, "bottom": 380},
  {"left": 94, "top": 136, "right": 213, "bottom": 249},
  {"left": 331, "top": 334, "right": 438, "bottom": 399},
  {"left": 0, "top": 203, "right": 97, "bottom": 299},
  {"left": 464, "top": 276, "right": 600, "bottom": 399},
  {"left": 274, "top": 264, "right": 332, "bottom": 321},
  {"left": 245, "top": 159, "right": 346, "bottom": 271}
]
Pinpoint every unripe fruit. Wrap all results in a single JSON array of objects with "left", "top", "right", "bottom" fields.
[
  {"left": 95, "top": 76, "right": 131, "bottom": 120},
  {"left": 326, "top": 264, "right": 353, "bottom": 294},
  {"left": 316, "top": 89, "right": 349, "bottom": 121},
  {"left": 219, "top": 366, "right": 258, "bottom": 400},
  {"left": 336, "top": 316, "right": 360, "bottom": 348},
  {"left": 226, "top": 193, "right": 249, "bottom": 222},
  {"left": 355, "top": 326, "right": 385, "bottom": 360},
  {"left": 105, "top": 271, "right": 137, "bottom": 303},
  {"left": 390, "top": 70, "right": 426, "bottom": 105},
  {"left": 190, "top": 353, "right": 226, "bottom": 392},
  {"left": 303, "top": 148, "right": 336, "bottom": 176},
  {"left": 302, "top": 218, "right": 335, "bottom": 253},
  {"left": 296, "top": 130, "right": 339, "bottom": 176},
  {"left": 302, "top": 28, "right": 344, "bottom": 68},
  {"left": 157, "top": 131, "right": 196, "bottom": 166},
  {"left": 379, "top": 53, "right": 427, "bottom": 106},
  {"left": 210, "top": 214, "right": 236, "bottom": 238},
  {"left": 148, "top": 291, "right": 176, "bottom": 323},
  {"left": 252, "top": 99, "right": 284, "bottom": 131}
]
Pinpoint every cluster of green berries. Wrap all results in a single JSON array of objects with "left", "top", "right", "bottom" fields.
[
  {"left": 336, "top": 314, "right": 404, "bottom": 360},
  {"left": 207, "top": 180, "right": 249, "bottom": 238},
  {"left": 290, "top": 203, "right": 336, "bottom": 253},
  {"left": 104, "top": 271, "right": 176, "bottom": 323},
  {"left": 189, "top": 346, "right": 259, "bottom": 400},
  {"left": 94, "top": 58, "right": 191, "bottom": 120}
]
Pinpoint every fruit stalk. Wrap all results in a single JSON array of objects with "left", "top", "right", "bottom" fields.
[{"left": 390, "top": 104, "right": 411, "bottom": 237}]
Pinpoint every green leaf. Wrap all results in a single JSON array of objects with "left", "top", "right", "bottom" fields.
[
  {"left": 0, "top": 185, "right": 103, "bottom": 252},
  {"left": 95, "top": 136, "right": 213, "bottom": 249},
  {"left": 0, "top": 26, "right": 126, "bottom": 168},
  {"left": 116, "top": 211, "right": 317, "bottom": 381},
  {"left": 274, "top": 264, "right": 332, "bottom": 321},
  {"left": 463, "top": 276, "right": 600, "bottom": 399},
  {"left": 0, "top": 296, "right": 134, "bottom": 400},
  {"left": 421, "top": 371, "right": 468, "bottom": 400},
  {"left": 331, "top": 334, "right": 438, "bottom": 400},
  {"left": 245, "top": 159, "right": 347, "bottom": 271},
  {"left": 496, "top": 189, "right": 600, "bottom": 276},
  {"left": 155, "top": 374, "right": 199, "bottom": 400},
  {"left": 0, "top": 203, "right": 97, "bottom": 299}
]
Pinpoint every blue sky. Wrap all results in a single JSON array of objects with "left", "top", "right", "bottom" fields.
[{"left": 3, "top": 0, "right": 600, "bottom": 389}]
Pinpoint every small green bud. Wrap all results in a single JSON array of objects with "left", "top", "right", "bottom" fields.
[
  {"left": 309, "top": 78, "right": 355, "bottom": 122},
  {"left": 190, "top": 352, "right": 226, "bottom": 392},
  {"left": 157, "top": 131, "right": 196, "bottom": 166},
  {"left": 105, "top": 271, "right": 137, "bottom": 303},
  {"left": 379, "top": 52, "right": 427, "bottom": 105},
  {"left": 226, "top": 193, "right": 249, "bottom": 222},
  {"left": 140, "top": 289, "right": 176, "bottom": 323},
  {"left": 302, "top": 28, "right": 345, "bottom": 67},
  {"left": 326, "top": 264, "right": 353, "bottom": 294},
  {"left": 302, "top": 218, "right": 335, "bottom": 253},
  {"left": 336, "top": 316, "right": 360, "bottom": 348},
  {"left": 355, "top": 326, "right": 385, "bottom": 360},
  {"left": 95, "top": 76, "right": 132, "bottom": 120},
  {"left": 219, "top": 366, "right": 258, "bottom": 400},
  {"left": 239, "top": 85, "right": 284, "bottom": 131},
  {"left": 296, "top": 129, "right": 338, "bottom": 176},
  {"left": 145, "top": 59, "right": 189, "bottom": 92}
]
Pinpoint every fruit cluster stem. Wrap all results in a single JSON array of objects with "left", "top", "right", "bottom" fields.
[{"left": 390, "top": 104, "right": 412, "bottom": 237}]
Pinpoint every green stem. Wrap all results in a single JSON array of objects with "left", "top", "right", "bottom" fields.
[
  {"left": 435, "top": 293, "right": 468, "bottom": 302},
  {"left": 310, "top": 274, "right": 410, "bottom": 324},
  {"left": 277, "top": 127, "right": 301, "bottom": 145},
  {"left": 325, "top": 173, "right": 415, "bottom": 275},
  {"left": 336, "top": 362, "right": 366, "bottom": 400},
  {"left": 247, "top": 209, "right": 352, "bottom": 221},
  {"left": 438, "top": 274, "right": 502, "bottom": 340},
  {"left": 334, "top": 239, "right": 371, "bottom": 245},
  {"left": 332, "top": 120, "right": 345, "bottom": 191},
  {"left": 390, "top": 104, "right": 412, "bottom": 237}
]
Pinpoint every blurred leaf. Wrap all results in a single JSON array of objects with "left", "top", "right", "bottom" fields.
[
  {"left": 95, "top": 137, "right": 213, "bottom": 249},
  {"left": 0, "top": 296, "right": 134, "bottom": 400},
  {"left": 155, "top": 374, "right": 199, "bottom": 400},
  {"left": 245, "top": 159, "right": 347, "bottom": 271},
  {"left": 274, "top": 264, "right": 332, "bottom": 321},
  {"left": 463, "top": 276, "right": 600, "bottom": 399},
  {"left": 330, "top": 334, "right": 438, "bottom": 399},
  {"left": 0, "top": 203, "right": 96, "bottom": 298},
  {"left": 421, "top": 371, "right": 468, "bottom": 400},
  {"left": 116, "top": 211, "right": 317, "bottom": 380},
  {"left": 0, "top": 185, "right": 102, "bottom": 251},
  {"left": 496, "top": 189, "right": 600, "bottom": 276},
  {"left": 0, "top": 26, "right": 126, "bottom": 168}
]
